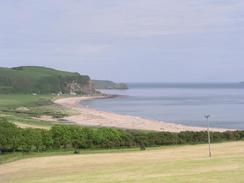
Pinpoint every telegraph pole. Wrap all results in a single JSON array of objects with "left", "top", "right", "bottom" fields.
[{"left": 204, "top": 115, "right": 211, "bottom": 158}]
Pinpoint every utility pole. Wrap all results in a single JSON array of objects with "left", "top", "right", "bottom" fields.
[{"left": 204, "top": 115, "right": 211, "bottom": 158}]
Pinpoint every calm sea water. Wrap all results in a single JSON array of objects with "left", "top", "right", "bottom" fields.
[{"left": 81, "top": 83, "right": 244, "bottom": 129}]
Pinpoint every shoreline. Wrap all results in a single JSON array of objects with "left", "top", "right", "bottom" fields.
[{"left": 54, "top": 95, "right": 230, "bottom": 132}]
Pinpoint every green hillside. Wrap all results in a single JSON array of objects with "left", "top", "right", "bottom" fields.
[
  {"left": 0, "top": 66, "right": 91, "bottom": 94},
  {"left": 92, "top": 80, "right": 128, "bottom": 89}
]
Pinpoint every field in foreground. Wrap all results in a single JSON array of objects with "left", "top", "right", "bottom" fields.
[{"left": 1, "top": 141, "right": 244, "bottom": 183}]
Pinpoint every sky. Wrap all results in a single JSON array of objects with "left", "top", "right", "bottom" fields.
[{"left": 0, "top": 0, "right": 244, "bottom": 82}]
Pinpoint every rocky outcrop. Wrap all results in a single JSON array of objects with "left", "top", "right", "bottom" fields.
[
  {"left": 64, "top": 80, "right": 96, "bottom": 95},
  {"left": 82, "top": 81, "right": 96, "bottom": 95}
]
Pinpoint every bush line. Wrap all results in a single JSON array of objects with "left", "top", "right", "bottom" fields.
[{"left": 0, "top": 118, "right": 243, "bottom": 153}]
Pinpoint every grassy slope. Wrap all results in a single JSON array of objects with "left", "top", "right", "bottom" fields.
[
  {"left": 0, "top": 66, "right": 76, "bottom": 80},
  {"left": 1, "top": 141, "right": 244, "bottom": 183},
  {"left": 0, "top": 94, "right": 51, "bottom": 108},
  {"left": 0, "top": 66, "right": 83, "bottom": 81}
]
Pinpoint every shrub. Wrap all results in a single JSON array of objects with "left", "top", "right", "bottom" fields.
[{"left": 1, "top": 120, "right": 244, "bottom": 153}]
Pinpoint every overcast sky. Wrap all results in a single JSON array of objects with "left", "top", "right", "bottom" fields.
[{"left": 0, "top": 0, "right": 244, "bottom": 82}]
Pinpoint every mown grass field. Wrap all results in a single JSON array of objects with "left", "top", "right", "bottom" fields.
[{"left": 1, "top": 141, "right": 244, "bottom": 183}]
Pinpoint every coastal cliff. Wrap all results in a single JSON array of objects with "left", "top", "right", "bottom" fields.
[{"left": 0, "top": 66, "right": 96, "bottom": 95}]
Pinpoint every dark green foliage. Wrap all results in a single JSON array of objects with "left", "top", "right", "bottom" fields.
[
  {"left": 20, "top": 128, "right": 43, "bottom": 152},
  {"left": 0, "top": 66, "right": 90, "bottom": 94},
  {"left": 41, "top": 130, "right": 53, "bottom": 150},
  {"left": 50, "top": 125, "right": 72, "bottom": 148},
  {"left": 93, "top": 128, "right": 123, "bottom": 148},
  {"left": 1, "top": 119, "right": 244, "bottom": 154},
  {"left": 0, "top": 118, "right": 20, "bottom": 152}
]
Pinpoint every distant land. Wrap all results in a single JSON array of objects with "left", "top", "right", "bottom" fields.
[{"left": 92, "top": 80, "right": 128, "bottom": 89}]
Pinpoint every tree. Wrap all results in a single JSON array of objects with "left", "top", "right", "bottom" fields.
[
  {"left": 41, "top": 130, "right": 53, "bottom": 150},
  {"left": 0, "top": 118, "right": 20, "bottom": 152},
  {"left": 50, "top": 125, "right": 72, "bottom": 149},
  {"left": 21, "top": 128, "right": 42, "bottom": 152}
]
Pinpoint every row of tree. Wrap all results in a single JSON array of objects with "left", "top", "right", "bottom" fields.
[{"left": 0, "top": 118, "right": 244, "bottom": 153}]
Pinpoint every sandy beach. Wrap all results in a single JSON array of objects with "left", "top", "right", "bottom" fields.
[{"left": 54, "top": 96, "right": 229, "bottom": 132}]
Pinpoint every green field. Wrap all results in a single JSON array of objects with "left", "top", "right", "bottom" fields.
[
  {"left": 1, "top": 141, "right": 244, "bottom": 183},
  {"left": 0, "top": 94, "right": 51, "bottom": 108},
  {"left": 0, "top": 94, "right": 73, "bottom": 129}
]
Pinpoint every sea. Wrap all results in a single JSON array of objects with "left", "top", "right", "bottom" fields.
[{"left": 80, "top": 83, "right": 244, "bottom": 130}]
